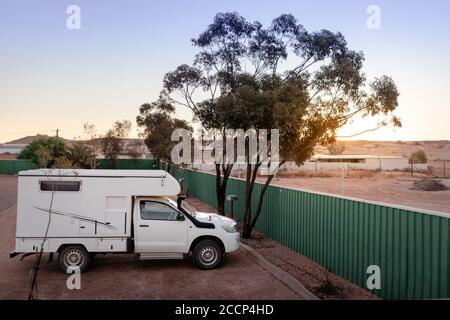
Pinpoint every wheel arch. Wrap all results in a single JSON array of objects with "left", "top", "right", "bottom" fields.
[
  {"left": 56, "top": 243, "right": 89, "bottom": 253},
  {"left": 189, "top": 235, "right": 225, "bottom": 254}
]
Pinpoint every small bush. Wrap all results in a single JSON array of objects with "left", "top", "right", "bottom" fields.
[
  {"left": 409, "top": 150, "right": 427, "bottom": 164},
  {"left": 327, "top": 142, "right": 345, "bottom": 155},
  {"left": 411, "top": 179, "right": 448, "bottom": 191}
]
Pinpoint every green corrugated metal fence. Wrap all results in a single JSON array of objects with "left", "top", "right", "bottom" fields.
[
  {"left": 0, "top": 159, "right": 156, "bottom": 174},
  {"left": 0, "top": 160, "right": 36, "bottom": 174},
  {"left": 97, "top": 159, "right": 156, "bottom": 170},
  {"left": 166, "top": 165, "right": 450, "bottom": 300}
]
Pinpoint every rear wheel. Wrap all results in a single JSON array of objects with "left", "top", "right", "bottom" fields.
[
  {"left": 58, "top": 245, "right": 91, "bottom": 273},
  {"left": 192, "top": 240, "right": 224, "bottom": 269}
]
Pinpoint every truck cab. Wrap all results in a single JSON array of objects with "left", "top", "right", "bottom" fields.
[{"left": 132, "top": 196, "right": 240, "bottom": 268}]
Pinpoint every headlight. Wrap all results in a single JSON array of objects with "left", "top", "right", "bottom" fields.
[{"left": 221, "top": 224, "right": 238, "bottom": 233}]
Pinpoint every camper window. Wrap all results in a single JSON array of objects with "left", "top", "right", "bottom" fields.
[
  {"left": 40, "top": 181, "right": 81, "bottom": 192},
  {"left": 140, "top": 201, "right": 179, "bottom": 221}
]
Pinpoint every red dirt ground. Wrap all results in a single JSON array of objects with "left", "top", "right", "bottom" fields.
[
  {"left": 260, "top": 172, "right": 450, "bottom": 214},
  {"left": 0, "top": 176, "right": 300, "bottom": 300},
  {"left": 187, "top": 197, "right": 377, "bottom": 300}
]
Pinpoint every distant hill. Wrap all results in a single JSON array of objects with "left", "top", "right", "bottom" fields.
[
  {"left": 4, "top": 135, "right": 75, "bottom": 145},
  {"left": 2, "top": 135, "right": 150, "bottom": 156},
  {"left": 4, "top": 135, "right": 142, "bottom": 146},
  {"left": 315, "top": 140, "right": 450, "bottom": 161},
  {"left": 3, "top": 135, "right": 449, "bottom": 161}
]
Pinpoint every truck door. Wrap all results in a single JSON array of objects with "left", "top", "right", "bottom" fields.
[{"left": 134, "top": 200, "right": 188, "bottom": 253}]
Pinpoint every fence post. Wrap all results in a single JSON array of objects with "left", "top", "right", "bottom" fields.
[{"left": 444, "top": 160, "right": 446, "bottom": 178}]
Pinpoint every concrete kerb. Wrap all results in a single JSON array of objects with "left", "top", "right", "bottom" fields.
[{"left": 240, "top": 243, "right": 319, "bottom": 300}]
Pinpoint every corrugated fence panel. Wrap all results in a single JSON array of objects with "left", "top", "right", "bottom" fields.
[
  {"left": 167, "top": 166, "right": 450, "bottom": 300},
  {"left": 0, "top": 159, "right": 156, "bottom": 174},
  {"left": 97, "top": 159, "right": 156, "bottom": 170},
  {"left": 0, "top": 160, "right": 36, "bottom": 174}
]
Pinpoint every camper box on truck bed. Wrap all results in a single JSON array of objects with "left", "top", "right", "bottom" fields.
[{"left": 14, "top": 169, "right": 180, "bottom": 254}]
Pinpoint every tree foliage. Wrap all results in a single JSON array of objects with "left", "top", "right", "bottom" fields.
[
  {"left": 70, "top": 143, "right": 96, "bottom": 168},
  {"left": 160, "top": 12, "right": 401, "bottom": 238},
  {"left": 80, "top": 122, "right": 101, "bottom": 168},
  {"left": 102, "top": 120, "right": 132, "bottom": 169},
  {"left": 410, "top": 149, "right": 427, "bottom": 164},
  {"left": 327, "top": 142, "right": 346, "bottom": 155},
  {"left": 137, "top": 99, "right": 192, "bottom": 169},
  {"left": 18, "top": 137, "right": 70, "bottom": 168},
  {"left": 17, "top": 136, "right": 98, "bottom": 169}
]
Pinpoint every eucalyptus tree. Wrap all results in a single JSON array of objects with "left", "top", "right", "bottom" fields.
[
  {"left": 137, "top": 99, "right": 192, "bottom": 170},
  {"left": 161, "top": 12, "right": 400, "bottom": 238},
  {"left": 102, "top": 120, "right": 132, "bottom": 169}
]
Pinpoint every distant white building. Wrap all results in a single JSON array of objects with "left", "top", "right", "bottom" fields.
[
  {"left": 283, "top": 154, "right": 427, "bottom": 171},
  {"left": 0, "top": 144, "right": 27, "bottom": 155}
]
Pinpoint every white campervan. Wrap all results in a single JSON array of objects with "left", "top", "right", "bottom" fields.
[{"left": 10, "top": 169, "right": 240, "bottom": 271}]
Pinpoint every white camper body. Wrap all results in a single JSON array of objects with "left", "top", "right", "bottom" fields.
[{"left": 12, "top": 169, "right": 240, "bottom": 271}]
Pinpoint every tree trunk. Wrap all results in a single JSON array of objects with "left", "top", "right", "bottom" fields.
[
  {"left": 248, "top": 174, "right": 275, "bottom": 234},
  {"left": 242, "top": 160, "right": 284, "bottom": 239},
  {"left": 242, "top": 162, "right": 261, "bottom": 238},
  {"left": 215, "top": 163, "right": 233, "bottom": 215},
  {"left": 215, "top": 164, "right": 225, "bottom": 215},
  {"left": 110, "top": 157, "right": 118, "bottom": 169}
]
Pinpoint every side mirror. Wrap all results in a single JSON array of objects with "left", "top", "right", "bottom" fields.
[{"left": 176, "top": 212, "right": 185, "bottom": 221}]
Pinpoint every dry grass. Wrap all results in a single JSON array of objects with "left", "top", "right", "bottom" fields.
[
  {"left": 277, "top": 170, "right": 333, "bottom": 178},
  {"left": 276, "top": 169, "right": 380, "bottom": 179}
]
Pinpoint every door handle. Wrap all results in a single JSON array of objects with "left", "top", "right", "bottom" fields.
[{"left": 139, "top": 224, "right": 149, "bottom": 227}]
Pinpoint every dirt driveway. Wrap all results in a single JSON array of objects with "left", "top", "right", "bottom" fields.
[
  {"left": 0, "top": 175, "right": 17, "bottom": 211},
  {"left": 0, "top": 176, "right": 300, "bottom": 300}
]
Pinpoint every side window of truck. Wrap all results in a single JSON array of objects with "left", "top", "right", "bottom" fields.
[{"left": 140, "top": 201, "right": 179, "bottom": 221}]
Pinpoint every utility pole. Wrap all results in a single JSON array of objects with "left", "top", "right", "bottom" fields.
[{"left": 56, "top": 129, "right": 59, "bottom": 138}]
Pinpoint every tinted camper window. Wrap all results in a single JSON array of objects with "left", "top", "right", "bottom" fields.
[{"left": 40, "top": 181, "right": 81, "bottom": 192}]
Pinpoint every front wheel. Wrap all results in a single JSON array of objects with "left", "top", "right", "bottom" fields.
[
  {"left": 58, "top": 245, "right": 92, "bottom": 273},
  {"left": 192, "top": 240, "right": 224, "bottom": 269}
]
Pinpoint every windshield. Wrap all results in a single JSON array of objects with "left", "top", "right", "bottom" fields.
[
  {"left": 168, "top": 198, "right": 197, "bottom": 218},
  {"left": 181, "top": 201, "right": 197, "bottom": 218}
]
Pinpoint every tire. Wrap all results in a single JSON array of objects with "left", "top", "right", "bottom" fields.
[
  {"left": 58, "top": 245, "right": 92, "bottom": 273},
  {"left": 192, "top": 240, "right": 224, "bottom": 270}
]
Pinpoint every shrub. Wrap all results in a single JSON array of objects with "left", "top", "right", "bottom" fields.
[
  {"left": 53, "top": 156, "right": 74, "bottom": 169},
  {"left": 18, "top": 137, "right": 69, "bottom": 168},
  {"left": 411, "top": 179, "right": 448, "bottom": 191},
  {"left": 327, "top": 142, "right": 345, "bottom": 155},
  {"left": 409, "top": 150, "right": 427, "bottom": 164},
  {"left": 70, "top": 143, "right": 96, "bottom": 168}
]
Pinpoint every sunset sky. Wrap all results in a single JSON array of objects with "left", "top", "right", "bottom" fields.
[{"left": 1, "top": 0, "right": 449, "bottom": 143}]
